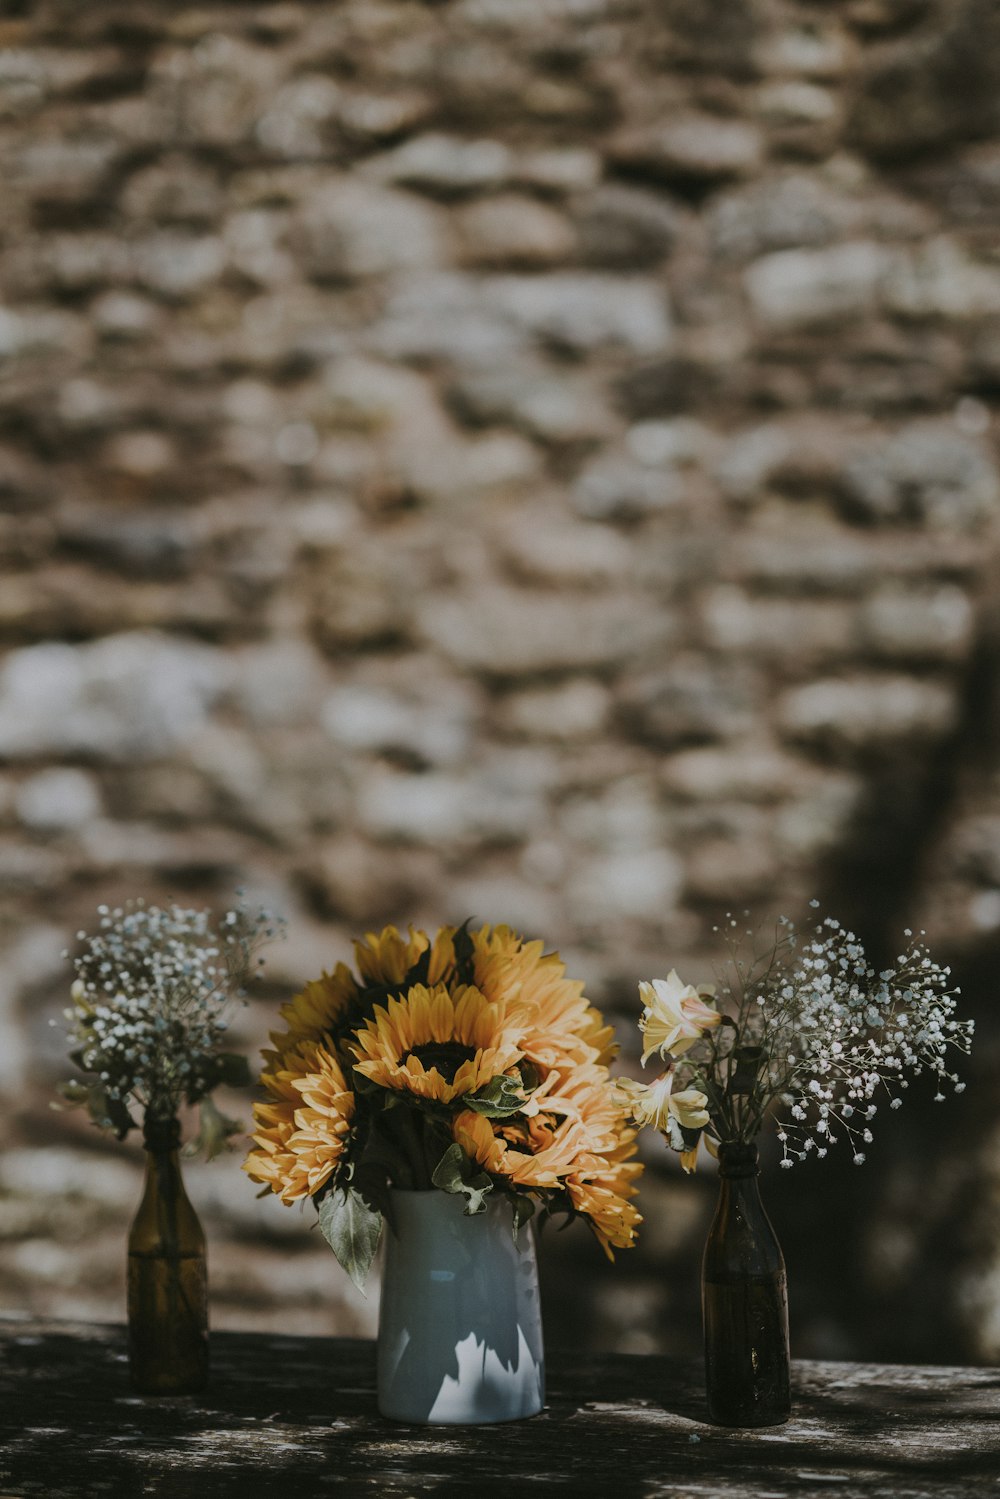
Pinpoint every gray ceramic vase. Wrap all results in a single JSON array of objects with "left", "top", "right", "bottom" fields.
[{"left": 377, "top": 1187, "right": 545, "bottom": 1424}]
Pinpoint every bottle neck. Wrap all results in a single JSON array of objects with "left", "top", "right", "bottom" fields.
[
  {"left": 140, "top": 1116, "right": 186, "bottom": 1207},
  {"left": 717, "top": 1142, "right": 760, "bottom": 1180},
  {"left": 132, "top": 1114, "right": 202, "bottom": 1258},
  {"left": 704, "top": 1138, "right": 784, "bottom": 1282},
  {"left": 143, "top": 1115, "right": 181, "bottom": 1154}
]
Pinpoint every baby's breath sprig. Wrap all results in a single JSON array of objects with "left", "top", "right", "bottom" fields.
[
  {"left": 617, "top": 906, "right": 974, "bottom": 1173},
  {"left": 56, "top": 896, "right": 283, "bottom": 1157}
]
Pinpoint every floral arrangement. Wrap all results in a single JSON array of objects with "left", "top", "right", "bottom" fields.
[
  {"left": 58, "top": 897, "right": 279, "bottom": 1156},
  {"left": 244, "top": 921, "right": 642, "bottom": 1287},
  {"left": 616, "top": 907, "right": 974, "bottom": 1170}
]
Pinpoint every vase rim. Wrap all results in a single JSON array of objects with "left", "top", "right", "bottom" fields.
[
  {"left": 387, "top": 1185, "right": 511, "bottom": 1204},
  {"left": 386, "top": 1187, "right": 519, "bottom": 1223}
]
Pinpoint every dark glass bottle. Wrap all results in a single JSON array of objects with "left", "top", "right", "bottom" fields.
[
  {"left": 702, "top": 1141, "right": 790, "bottom": 1427},
  {"left": 127, "top": 1115, "right": 209, "bottom": 1395}
]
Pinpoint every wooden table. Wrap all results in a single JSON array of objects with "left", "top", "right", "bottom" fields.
[{"left": 1, "top": 1317, "right": 998, "bottom": 1497}]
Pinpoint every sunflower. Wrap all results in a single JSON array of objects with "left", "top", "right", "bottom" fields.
[
  {"left": 566, "top": 1124, "right": 643, "bottom": 1259},
  {"left": 454, "top": 1106, "right": 592, "bottom": 1187},
  {"left": 353, "top": 924, "right": 455, "bottom": 988},
  {"left": 454, "top": 1063, "right": 642, "bottom": 1256},
  {"left": 472, "top": 926, "right": 597, "bottom": 1069},
  {"left": 349, "top": 982, "right": 524, "bottom": 1104},
  {"left": 453, "top": 1109, "right": 508, "bottom": 1175},
  {"left": 243, "top": 920, "right": 644, "bottom": 1269},
  {"left": 272, "top": 964, "right": 359, "bottom": 1049},
  {"left": 455, "top": 1066, "right": 627, "bottom": 1189},
  {"left": 577, "top": 1005, "right": 618, "bottom": 1067},
  {"left": 526, "top": 1062, "right": 622, "bottom": 1134},
  {"left": 567, "top": 1151, "right": 643, "bottom": 1258},
  {"left": 243, "top": 1040, "right": 355, "bottom": 1205}
]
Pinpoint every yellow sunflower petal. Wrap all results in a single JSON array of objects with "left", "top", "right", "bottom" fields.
[
  {"left": 454, "top": 1109, "right": 508, "bottom": 1174},
  {"left": 354, "top": 924, "right": 430, "bottom": 986},
  {"left": 349, "top": 983, "right": 524, "bottom": 1105},
  {"left": 243, "top": 1040, "right": 355, "bottom": 1205},
  {"left": 276, "top": 965, "right": 357, "bottom": 1046}
]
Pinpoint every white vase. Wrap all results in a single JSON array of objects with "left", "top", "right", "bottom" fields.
[{"left": 377, "top": 1187, "right": 545, "bottom": 1424}]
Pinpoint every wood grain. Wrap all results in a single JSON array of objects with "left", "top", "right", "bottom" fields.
[{"left": 1, "top": 1317, "right": 998, "bottom": 1498}]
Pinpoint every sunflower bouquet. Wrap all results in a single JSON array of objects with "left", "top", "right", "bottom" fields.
[{"left": 244, "top": 921, "right": 642, "bottom": 1287}]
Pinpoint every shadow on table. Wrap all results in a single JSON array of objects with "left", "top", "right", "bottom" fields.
[{"left": 5, "top": 1330, "right": 1000, "bottom": 1498}]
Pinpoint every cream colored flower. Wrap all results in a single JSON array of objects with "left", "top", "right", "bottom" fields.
[
  {"left": 615, "top": 1073, "right": 710, "bottom": 1133},
  {"left": 638, "top": 971, "right": 720, "bottom": 1063},
  {"left": 669, "top": 1086, "right": 712, "bottom": 1131}
]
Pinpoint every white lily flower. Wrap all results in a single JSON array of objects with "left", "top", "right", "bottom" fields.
[
  {"left": 638, "top": 970, "right": 720, "bottom": 1063},
  {"left": 614, "top": 1073, "right": 711, "bottom": 1134}
]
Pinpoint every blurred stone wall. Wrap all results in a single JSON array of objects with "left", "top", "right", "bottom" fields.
[{"left": 2, "top": 0, "right": 1000, "bottom": 1364}]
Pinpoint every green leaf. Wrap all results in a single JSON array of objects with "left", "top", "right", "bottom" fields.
[
  {"left": 350, "top": 1073, "right": 404, "bottom": 1124},
  {"left": 215, "top": 1051, "right": 251, "bottom": 1088},
  {"left": 109, "top": 1099, "right": 137, "bottom": 1140},
  {"left": 664, "top": 1114, "right": 688, "bottom": 1151},
  {"left": 82, "top": 1086, "right": 134, "bottom": 1139},
  {"left": 351, "top": 1159, "right": 394, "bottom": 1223},
  {"left": 511, "top": 1193, "right": 536, "bottom": 1240},
  {"left": 183, "top": 1095, "right": 243, "bottom": 1162},
  {"left": 452, "top": 917, "right": 476, "bottom": 987},
  {"left": 352, "top": 1073, "right": 383, "bottom": 1097},
  {"left": 191, "top": 1051, "right": 251, "bottom": 1101},
  {"left": 318, "top": 1186, "right": 383, "bottom": 1295},
  {"left": 518, "top": 1059, "right": 541, "bottom": 1094},
  {"left": 464, "top": 1072, "right": 526, "bottom": 1119},
  {"left": 54, "top": 1080, "right": 90, "bottom": 1107},
  {"left": 404, "top": 942, "right": 432, "bottom": 989},
  {"left": 729, "top": 1044, "right": 766, "bottom": 1095},
  {"left": 431, "top": 1142, "right": 493, "bottom": 1215}
]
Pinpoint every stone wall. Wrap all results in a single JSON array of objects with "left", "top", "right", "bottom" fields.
[{"left": 2, "top": 0, "right": 1000, "bottom": 1364}]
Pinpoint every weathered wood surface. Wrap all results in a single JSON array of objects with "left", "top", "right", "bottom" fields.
[{"left": 1, "top": 1318, "right": 999, "bottom": 1499}]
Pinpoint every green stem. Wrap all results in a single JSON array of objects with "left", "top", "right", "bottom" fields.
[{"left": 384, "top": 1105, "right": 434, "bottom": 1189}]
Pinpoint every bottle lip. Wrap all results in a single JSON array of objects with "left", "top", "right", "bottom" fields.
[
  {"left": 717, "top": 1141, "right": 760, "bottom": 1178},
  {"left": 143, "top": 1114, "right": 181, "bottom": 1151}
]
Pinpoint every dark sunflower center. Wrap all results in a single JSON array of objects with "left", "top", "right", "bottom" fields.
[{"left": 402, "top": 1041, "right": 477, "bottom": 1081}]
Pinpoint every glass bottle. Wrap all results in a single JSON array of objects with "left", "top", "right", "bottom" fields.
[
  {"left": 127, "top": 1114, "right": 209, "bottom": 1395},
  {"left": 702, "top": 1140, "right": 790, "bottom": 1427}
]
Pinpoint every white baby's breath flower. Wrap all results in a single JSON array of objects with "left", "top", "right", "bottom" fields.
[
  {"left": 621, "top": 907, "right": 972, "bottom": 1170},
  {"left": 58, "top": 898, "right": 282, "bottom": 1147}
]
